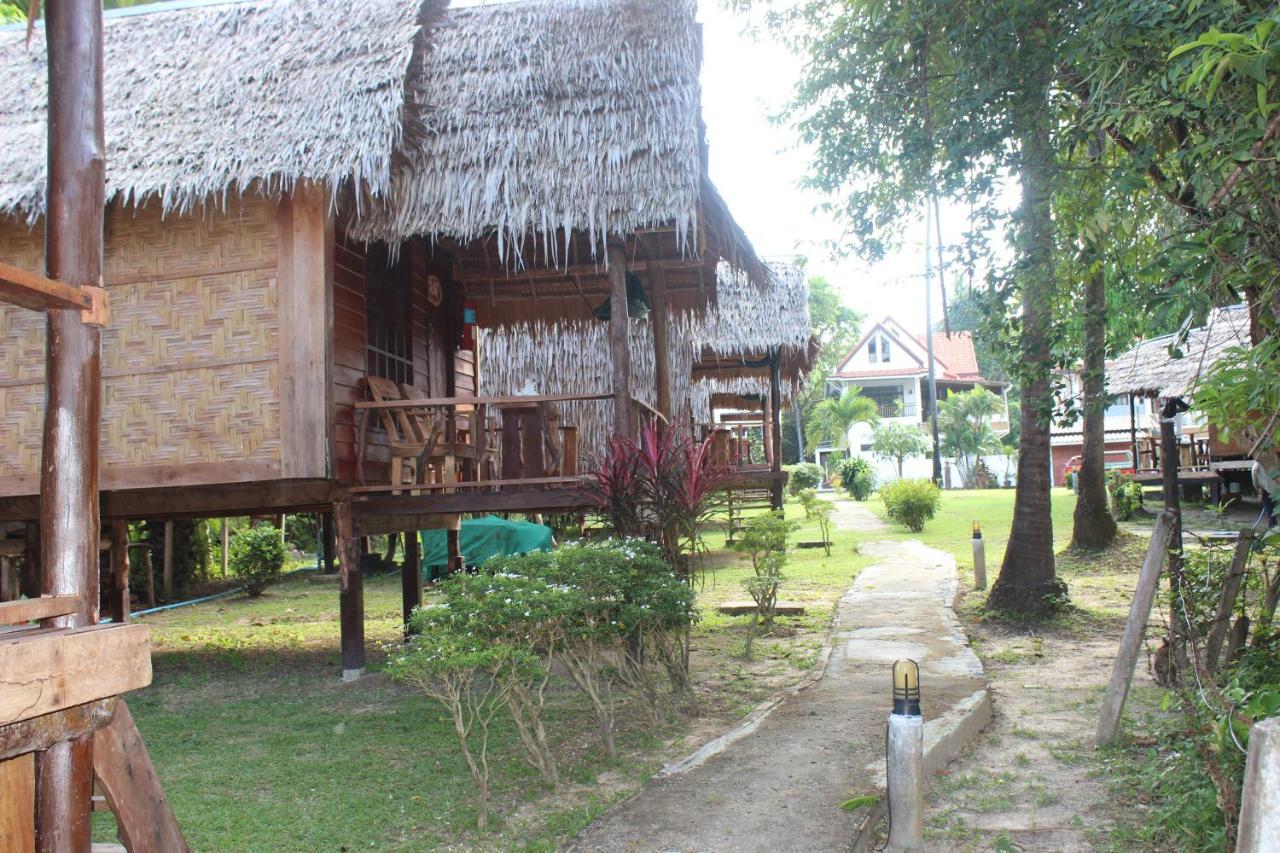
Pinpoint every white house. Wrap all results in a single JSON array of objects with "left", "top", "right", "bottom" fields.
[{"left": 821, "top": 317, "right": 1013, "bottom": 486}]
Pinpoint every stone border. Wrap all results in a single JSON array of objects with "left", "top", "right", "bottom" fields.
[{"left": 657, "top": 582, "right": 857, "bottom": 777}]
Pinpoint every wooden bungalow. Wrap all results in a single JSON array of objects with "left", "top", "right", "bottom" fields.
[
  {"left": 690, "top": 263, "right": 814, "bottom": 508},
  {"left": 0, "top": 0, "right": 770, "bottom": 679},
  {"left": 1106, "top": 304, "right": 1256, "bottom": 499}
]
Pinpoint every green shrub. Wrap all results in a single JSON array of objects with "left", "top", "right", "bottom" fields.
[
  {"left": 228, "top": 524, "right": 286, "bottom": 597},
  {"left": 1107, "top": 472, "right": 1145, "bottom": 521},
  {"left": 733, "top": 512, "right": 798, "bottom": 653},
  {"left": 879, "top": 479, "right": 941, "bottom": 532},
  {"left": 786, "top": 462, "right": 824, "bottom": 495},
  {"left": 838, "top": 456, "right": 876, "bottom": 501}
]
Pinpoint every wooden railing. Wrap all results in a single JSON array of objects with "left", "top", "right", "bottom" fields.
[{"left": 353, "top": 391, "right": 625, "bottom": 495}]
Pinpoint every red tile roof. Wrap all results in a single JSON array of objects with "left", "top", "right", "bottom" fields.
[{"left": 915, "top": 331, "right": 982, "bottom": 380}]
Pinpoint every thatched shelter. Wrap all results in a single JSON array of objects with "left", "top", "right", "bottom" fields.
[
  {"left": 1, "top": 0, "right": 773, "bottom": 677},
  {"left": 1107, "top": 305, "right": 1252, "bottom": 399}
]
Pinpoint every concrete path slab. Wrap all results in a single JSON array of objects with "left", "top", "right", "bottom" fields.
[{"left": 571, "top": 501, "right": 989, "bottom": 853}]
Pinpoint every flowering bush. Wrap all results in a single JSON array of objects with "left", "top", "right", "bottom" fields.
[{"left": 390, "top": 536, "right": 697, "bottom": 815}]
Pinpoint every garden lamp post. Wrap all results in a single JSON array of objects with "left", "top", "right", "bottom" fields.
[{"left": 887, "top": 659, "right": 924, "bottom": 851}]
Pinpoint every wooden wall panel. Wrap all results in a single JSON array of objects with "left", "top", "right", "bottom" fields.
[
  {"left": 277, "top": 184, "right": 332, "bottom": 479},
  {"left": 332, "top": 231, "right": 368, "bottom": 484},
  {"left": 0, "top": 199, "right": 283, "bottom": 498}
]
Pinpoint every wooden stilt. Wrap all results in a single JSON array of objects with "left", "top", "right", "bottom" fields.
[
  {"left": 107, "top": 521, "right": 129, "bottom": 624},
  {"left": 402, "top": 530, "right": 421, "bottom": 631},
  {"left": 162, "top": 520, "right": 173, "bottom": 601},
  {"left": 447, "top": 527, "right": 463, "bottom": 574},
  {"left": 321, "top": 512, "right": 335, "bottom": 574},
  {"left": 21, "top": 523, "right": 39, "bottom": 600},
  {"left": 35, "top": 0, "right": 108, "bottom": 838},
  {"left": 139, "top": 545, "right": 155, "bottom": 609},
  {"left": 220, "top": 519, "right": 229, "bottom": 578},
  {"left": 335, "top": 500, "right": 364, "bottom": 681}
]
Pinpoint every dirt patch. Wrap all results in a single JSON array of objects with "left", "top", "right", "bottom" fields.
[{"left": 921, "top": 539, "right": 1159, "bottom": 851}]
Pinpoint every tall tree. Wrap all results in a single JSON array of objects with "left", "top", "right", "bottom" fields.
[
  {"left": 741, "top": 0, "right": 1071, "bottom": 613},
  {"left": 937, "top": 387, "right": 1003, "bottom": 487},
  {"left": 786, "top": 274, "right": 863, "bottom": 462},
  {"left": 870, "top": 421, "right": 931, "bottom": 477}
]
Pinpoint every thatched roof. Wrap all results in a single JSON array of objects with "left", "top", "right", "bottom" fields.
[
  {"left": 0, "top": 0, "right": 428, "bottom": 217},
  {"left": 1, "top": 0, "right": 767, "bottom": 285},
  {"left": 697, "top": 262, "right": 810, "bottom": 359},
  {"left": 690, "top": 375, "right": 801, "bottom": 425},
  {"left": 1108, "top": 305, "right": 1251, "bottom": 399}
]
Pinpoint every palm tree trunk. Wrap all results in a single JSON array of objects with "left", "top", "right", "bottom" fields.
[
  {"left": 988, "top": 45, "right": 1064, "bottom": 614},
  {"left": 1071, "top": 264, "right": 1117, "bottom": 550}
]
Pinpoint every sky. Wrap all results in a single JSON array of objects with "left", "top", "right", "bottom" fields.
[{"left": 697, "top": 4, "right": 999, "bottom": 337}]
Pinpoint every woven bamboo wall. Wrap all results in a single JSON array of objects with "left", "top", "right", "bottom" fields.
[{"left": 0, "top": 198, "right": 282, "bottom": 496}]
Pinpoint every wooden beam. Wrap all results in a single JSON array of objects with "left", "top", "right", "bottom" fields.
[
  {"left": 0, "top": 625, "right": 151, "bottom": 726},
  {"left": 335, "top": 500, "right": 364, "bottom": 681},
  {"left": 106, "top": 521, "right": 130, "bottom": 624},
  {"left": 0, "top": 700, "right": 115, "bottom": 762},
  {"left": 0, "top": 596, "right": 80, "bottom": 626},
  {"left": 1096, "top": 511, "right": 1176, "bottom": 745},
  {"left": 769, "top": 351, "right": 784, "bottom": 510},
  {"left": 0, "top": 261, "right": 93, "bottom": 313},
  {"left": 355, "top": 488, "right": 590, "bottom": 518},
  {"left": 93, "top": 700, "right": 188, "bottom": 852},
  {"left": 607, "top": 243, "right": 631, "bottom": 437}
]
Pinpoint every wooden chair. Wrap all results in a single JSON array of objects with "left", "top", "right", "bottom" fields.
[{"left": 365, "top": 377, "right": 441, "bottom": 494}]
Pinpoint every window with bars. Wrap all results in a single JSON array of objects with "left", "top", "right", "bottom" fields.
[{"left": 365, "top": 244, "right": 413, "bottom": 386}]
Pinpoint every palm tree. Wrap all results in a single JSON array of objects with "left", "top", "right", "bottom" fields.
[
  {"left": 938, "top": 387, "right": 1004, "bottom": 487},
  {"left": 805, "top": 387, "right": 879, "bottom": 451}
]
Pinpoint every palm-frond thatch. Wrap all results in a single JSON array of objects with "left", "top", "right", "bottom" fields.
[
  {"left": 1107, "top": 305, "right": 1251, "bottom": 399},
  {"left": 0, "top": 0, "right": 429, "bottom": 218}
]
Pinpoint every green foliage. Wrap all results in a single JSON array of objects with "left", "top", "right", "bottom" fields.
[
  {"left": 786, "top": 462, "right": 824, "bottom": 495},
  {"left": 1107, "top": 473, "right": 1145, "bottom": 521},
  {"left": 228, "top": 524, "right": 285, "bottom": 597},
  {"left": 283, "top": 514, "right": 317, "bottom": 554},
  {"left": 395, "top": 538, "right": 696, "bottom": 785},
  {"left": 805, "top": 387, "right": 878, "bottom": 451},
  {"left": 809, "top": 497, "right": 836, "bottom": 556},
  {"left": 789, "top": 275, "right": 865, "bottom": 462},
  {"left": 733, "top": 511, "right": 797, "bottom": 644},
  {"left": 143, "top": 519, "right": 211, "bottom": 597},
  {"left": 937, "top": 387, "right": 1004, "bottom": 488},
  {"left": 838, "top": 456, "right": 876, "bottom": 501},
  {"left": 879, "top": 479, "right": 942, "bottom": 533},
  {"left": 1194, "top": 336, "right": 1280, "bottom": 460},
  {"left": 870, "top": 421, "right": 931, "bottom": 478}
]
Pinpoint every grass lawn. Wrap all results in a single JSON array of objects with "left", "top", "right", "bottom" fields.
[
  {"left": 96, "top": 499, "right": 871, "bottom": 851},
  {"left": 865, "top": 487, "right": 1079, "bottom": 584}
]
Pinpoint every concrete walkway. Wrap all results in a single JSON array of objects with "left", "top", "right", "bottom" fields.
[{"left": 571, "top": 501, "right": 989, "bottom": 853}]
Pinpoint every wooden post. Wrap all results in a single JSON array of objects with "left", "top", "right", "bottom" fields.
[
  {"left": 1160, "top": 399, "right": 1186, "bottom": 667},
  {"left": 1238, "top": 716, "right": 1280, "bottom": 852},
  {"left": 769, "top": 350, "right": 784, "bottom": 510},
  {"left": 21, "top": 523, "right": 40, "bottom": 600},
  {"left": 447, "top": 527, "right": 463, "bottom": 574},
  {"left": 643, "top": 241, "right": 673, "bottom": 421},
  {"left": 762, "top": 394, "right": 775, "bottom": 467},
  {"left": 1128, "top": 395, "right": 1139, "bottom": 471},
  {"left": 1204, "top": 530, "right": 1255, "bottom": 674},
  {"left": 402, "top": 529, "right": 421, "bottom": 631},
  {"left": 220, "top": 519, "right": 229, "bottom": 578},
  {"left": 107, "top": 520, "right": 130, "bottom": 624},
  {"left": 1096, "top": 511, "right": 1176, "bottom": 746},
  {"left": 140, "top": 545, "right": 155, "bottom": 609},
  {"left": 321, "top": 512, "right": 335, "bottom": 574},
  {"left": 334, "top": 500, "right": 364, "bottom": 681},
  {"left": 162, "top": 520, "right": 174, "bottom": 601},
  {"left": 607, "top": 242, "right": 631, "bottom": 438},
  {"left": 36, "top": 0, "right": 108, "bottom": 842},
  {"left": 0, "top": 753, "right": 35, "bottom": 850}
]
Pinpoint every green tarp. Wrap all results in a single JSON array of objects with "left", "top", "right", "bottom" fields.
[{"left": 418, "top": 516, "right": 554, "bottom": 578}]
